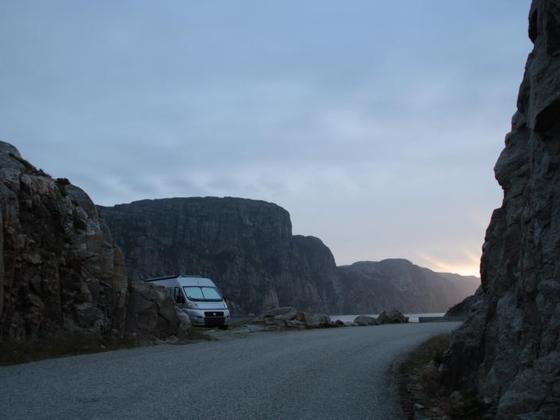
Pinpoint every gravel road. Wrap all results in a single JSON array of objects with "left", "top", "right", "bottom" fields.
[{"left": 0, "top": 322, "right": 460, "bottom": 420}]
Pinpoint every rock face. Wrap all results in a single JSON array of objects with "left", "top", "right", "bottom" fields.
[
  {"left": 0, "top": 142, "right": 187, "bottom": 345},
  {"left": 337, "top": 259, "right": 479, "bottom": 314},
  {"left": 441, "top": 2, "right": 560, "bottom": 418},
  {"left": 0, "top": 142, "right": 128, "bottom": 343},
  {"left": 98, "top": 198, "right": 340, "bottom": 315},
  {"left": 99, "top": 199, "right": 478, "bottom": 315}
]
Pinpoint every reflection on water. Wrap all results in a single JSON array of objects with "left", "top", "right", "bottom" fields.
[{"left": 330, "top": 313, "right": 445, "bottom": 323}]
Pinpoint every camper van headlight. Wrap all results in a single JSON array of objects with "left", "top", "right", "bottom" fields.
[{"left": 185, "top": 301, "right": 199, "bottom": 309}]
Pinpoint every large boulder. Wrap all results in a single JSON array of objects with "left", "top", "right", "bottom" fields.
[
  {"left": 296, "top": 311, "right": 331, "bottom": 328},
  {"left": 354, "top": 315, "right": 378, "bottom": 326},
  {"left": 175, "top": 308, "right": 192, "bottom": 336},
  {"left": 252, "top": 306, "right": 298, "bottom": 324},
  {"left": 126, "top": 282, "right": 190, "bottom": 339},
  {"left": 376, "top": 310, "right": 408, "bottom": 324}
]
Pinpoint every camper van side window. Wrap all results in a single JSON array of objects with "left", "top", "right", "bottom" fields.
[{"left": 174, "top": 287, "right": 185, "bottom": 304}]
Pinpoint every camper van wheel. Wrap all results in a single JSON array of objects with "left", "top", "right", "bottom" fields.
[{"left": 219, "top": 325, "right": 229, "bottom": 330}]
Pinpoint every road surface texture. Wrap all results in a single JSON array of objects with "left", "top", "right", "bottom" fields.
[{"left": 0, "top": 322, "right": 460, "bottom": 420}]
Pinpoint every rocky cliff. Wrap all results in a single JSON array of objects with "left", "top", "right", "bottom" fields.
[
  {"left": 99, "top": 198, "right": 478, "bottom": 315},
  {"left": 0, "top": 142, "right": 128, "bottom": 343},
  {"left": 99, "top": 198, "right": 340, "bottom": 315},
  {"left": 338, "top": 259, "right": 479, "bottom": 314},
  {"left": 0, "top": 142, "right": 188, "bottom": 346},
  {"left": 441, "top": 1, "right": 560, "bottom": 417}
]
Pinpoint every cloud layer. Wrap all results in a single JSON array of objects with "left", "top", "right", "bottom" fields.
[{"left": 0, "top": 0, "right": 532, "bottom": 275}]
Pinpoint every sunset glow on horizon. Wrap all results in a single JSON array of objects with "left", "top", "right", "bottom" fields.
[{"left": 417, "top": 251, "right": 482, "bottom": 277}]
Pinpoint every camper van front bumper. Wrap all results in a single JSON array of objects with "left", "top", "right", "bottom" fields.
[{"left": 186, "top": 309, "right": 230, "bottom": 326}]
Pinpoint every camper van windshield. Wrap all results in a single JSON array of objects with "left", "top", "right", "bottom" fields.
[{"left": 183, "top": 286, "right": 222, "bottom": 302}]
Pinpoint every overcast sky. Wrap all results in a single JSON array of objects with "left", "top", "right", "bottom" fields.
[{"left": 1, "top": 0, "right": 532, "bottom": 275}]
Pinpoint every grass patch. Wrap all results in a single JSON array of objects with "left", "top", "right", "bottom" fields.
[
  {"left": 0, "top": 328, "right": 216, "bottom": 366},
  {"left": 398, "top": 334, "right": 487, "bottom": 419},
  {"left": 0, "top": 335, "right": 144, "bottom": 366}
]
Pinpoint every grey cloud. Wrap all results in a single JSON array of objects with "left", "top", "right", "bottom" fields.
[{"left": 0, "top": 0, "right": 531, "bottom": 275}]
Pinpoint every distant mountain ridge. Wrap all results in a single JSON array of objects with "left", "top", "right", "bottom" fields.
[
  {"left": 337, "top": 259, "right": 479, "bottom": 314},
  {"left": 99, "top": 197, "right": 479, "bottom": 315}
]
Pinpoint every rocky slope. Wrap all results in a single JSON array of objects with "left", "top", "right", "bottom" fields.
[
  {"left": 0, "top": 142, "right": 187, "bottom": 346},
  {"left": 99, "top": 198, "right": 478, "bottom": 315},
  {"left": 338, "top": 259, "right": 479, "bottom": 314},
  {"left": 440, "top": 1, "right": 560, "bottom": 417}
]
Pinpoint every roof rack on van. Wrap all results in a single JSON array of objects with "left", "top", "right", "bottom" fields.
[
  {"left": 144, "top": 275, "right": 178, "bottom": 282},
  {"left": 144, "top": 274, "right": 204, "bottom": 282}
]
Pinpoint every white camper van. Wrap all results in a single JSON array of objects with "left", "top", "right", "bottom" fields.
[{"left": 145, "top": 275, "right": 230, "bottom": 328}]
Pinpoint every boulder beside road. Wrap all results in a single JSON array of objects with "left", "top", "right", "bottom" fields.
[
  {"left": 353, "top": 310, "right": 409, "bottom": 326},
  {"left": 252, "top": 308, "right": 409, "bottom": 330},
  {"left": 376, "top": 310, "right": 409, "bottom": 324},
  {"left": 126, "top": 282, "right": 191, "bottom": 339},
  {"left": 251, "top": 307, "right": 337, "bottom": 330},
  {"left": 354, "top": 315, "right": 377, "bottom": 326}
]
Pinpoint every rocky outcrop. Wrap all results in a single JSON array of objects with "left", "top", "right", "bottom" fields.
[
  {"left": 0, "top": 142, "right": 128, "bottom": 343},
  {"left": 337, "top": 259, "right": 479, "bottom": 314},
  {"left": 440, "top": 2, "right": 560, "bottom": 418},
  {"left": 99, "top": 199, "right": 479, "bottom": 315},
  {"left": 98, "top": 198, "right": 340, "bottom": 315},
  {"left": 0, "top": 142, "right": 187, "bottom": 346}
]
